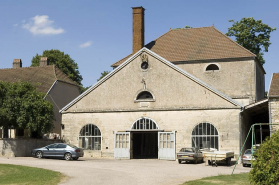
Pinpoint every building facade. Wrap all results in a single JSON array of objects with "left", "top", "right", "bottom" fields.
[{"left": 60, "top": 7, "right": 267, "bottom": 160}]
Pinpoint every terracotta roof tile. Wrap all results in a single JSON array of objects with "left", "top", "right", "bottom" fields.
[
  {"left": 269, "top": 73, "right": 279, "bottom": 97},
  {"left": 0, "top": 65, "right": 78, "bottom": 94},
  {"left": 111, "top": 26, "right": 256, "bottom": 67}
]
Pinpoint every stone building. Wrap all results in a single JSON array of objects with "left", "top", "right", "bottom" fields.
[
  {"left": 0, "top": 57, "right": 80, "bottom": 138},
  {"left": 60, "top": 7, "right": 268, "bottom": 160}
]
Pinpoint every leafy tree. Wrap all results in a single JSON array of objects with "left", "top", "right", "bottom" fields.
[
  {"left": 0, "top": 81, "right": 54, "bottom": 138},
  {"left": 97, "top": 71, "right": 110, "bottom": 81},
  {"left": 31, "top": 49, "right": 83, "bottom": 85},
  {"left": 226, "top": 17, "right": 276, "bottom": 65}
]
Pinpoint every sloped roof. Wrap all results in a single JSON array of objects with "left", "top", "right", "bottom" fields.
[
  {"left": 111, "top": 26, "right": 256, "bottom": 67},
  {"left": 269, "top": 73, "right": 279, "bottom": 97},
  {"left": 61, "top": 47, "right": 243, "bottom": 113},
  {"left": 0, "top": 65, "right": 79, "bottom": 94}
]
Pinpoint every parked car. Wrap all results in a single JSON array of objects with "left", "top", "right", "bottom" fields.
[
  {"left": 31, "top": 143, "right": 84, "bottom": 161},
  {"left": 177, "top": 147, "right": 204, "bottom": 164},
  {"left": 242, "top": 149, "right": 255, "bottom": 167}
]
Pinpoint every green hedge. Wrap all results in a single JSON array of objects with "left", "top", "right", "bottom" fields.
[{"left": 249, "top": 131, "right": 279, "bottom": 184}]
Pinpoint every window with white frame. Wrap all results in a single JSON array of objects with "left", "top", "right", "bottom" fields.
[
  {"left": 79, "top": 124, "right": 101, "bottom": 150},
  {"left": 191, "top": 122, "right": 219, "bottom": 150}
]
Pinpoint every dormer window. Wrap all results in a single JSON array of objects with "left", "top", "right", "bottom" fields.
[{"left": 206, "top": 64, "right": 219, "bottom": 71}]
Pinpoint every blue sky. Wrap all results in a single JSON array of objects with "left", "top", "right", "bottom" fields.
[{"left": 0, "top": 0, "right": 278, "bottom": 91}]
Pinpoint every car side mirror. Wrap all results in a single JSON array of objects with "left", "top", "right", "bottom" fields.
[{"left": 45, "top": 147, "right": 49, "bottom": 150}]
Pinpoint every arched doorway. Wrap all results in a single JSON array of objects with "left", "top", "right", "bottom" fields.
[{"left": 131, "top": 117, "right": 159, "bottom": 159}]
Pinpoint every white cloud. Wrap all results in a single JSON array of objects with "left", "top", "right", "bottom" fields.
[
  {"left": 13, "top": 24, "right": 18, "bottom": 27},
  {"left": 22, "top": 15, "right": 64, "bottom": 35},
  {"left": 79, "top": 41, "right": 92, "bottom": 48}
]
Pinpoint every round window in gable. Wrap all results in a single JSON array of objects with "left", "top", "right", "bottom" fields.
[
  {"left": 206, "top": 64, "right": 219, "bottom": 71},
  {"left": 137, "top": 91, "right": 153, "bottom": 100},
  {"left": 141, "top": 62, "right": 149, "bottom": 70}
]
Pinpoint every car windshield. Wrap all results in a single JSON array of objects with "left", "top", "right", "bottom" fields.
[
  {"left": 67, "top": 144, "right": 78, "bottom": 148},
  {"left": 245, "top": 149, "right": 252, "bottom": 154},
  {"left": 180, "top": 148, "right": 194, "bottom": 152}
]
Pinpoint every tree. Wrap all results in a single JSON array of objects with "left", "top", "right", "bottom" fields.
[
  {"left": 249, "top": 131, "right": 279, "bottom": 184},
  {"left": 97, "top": 71, "right": 110, "bottom": 81},
  {"left": 226, "top": 17, "right": 276, "bottom": 65},
  {"left": 31, "top": 49, "right": 83, "bottom": 85},
  {"left": 0, "top": 81, "right": 54, "bottom": 138}
]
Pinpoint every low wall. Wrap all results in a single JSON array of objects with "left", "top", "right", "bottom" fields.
[{"left": 0, "top": 138, "right": 63, "bottom": 157}]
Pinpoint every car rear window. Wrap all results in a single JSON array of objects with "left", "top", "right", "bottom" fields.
[
  {"left": 245, "top": 150, "right": 252, "bottom": 154},
  {"left": 67, "top": 144, "right": 78, "bottom": 148},
  {"left": 180, "top": 148, "right": 194, "bottom": 152}
]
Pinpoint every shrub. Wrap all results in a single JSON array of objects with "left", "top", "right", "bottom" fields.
[{"left": 249, "top": 131, "right": 279, "bottom": 184}]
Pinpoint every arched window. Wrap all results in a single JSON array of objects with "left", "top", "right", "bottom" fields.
[
  {"left": 206, "top": 64, "right": 219, "bottom": 71},
  {"left": 137, "top": 91, "right": 153, "bottom": 100},
  {"left": 131, "top": 117, "right": 159, "bottom": 130},
  {"left": 79, "top": 124, "right": 101, "bottom": 150},
  {"left": 191, "top": 122, "right": 219, "bottom": 150}
]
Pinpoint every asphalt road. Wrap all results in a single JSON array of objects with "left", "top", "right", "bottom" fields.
[{"left": 0, "top": 157, "right": 251, "bottom": 185}]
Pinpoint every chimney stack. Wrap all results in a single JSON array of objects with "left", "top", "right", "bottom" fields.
[
  {"left": 132, "top": 7, "right": 145, "bottom": 54},
  {"left": 40, "top": 57, "right": 49, "bottom": 66},
  {"left": 13, "top": 59, "right": 22, "bottom": 68}
]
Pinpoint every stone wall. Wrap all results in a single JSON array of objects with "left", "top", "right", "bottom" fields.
[
  {"left": 269, "top": 98, "right": 279, "bottom": 133},
  {"left": 62, "top": 109, "right": 241, "bottom": 158},
  {"left": 176, "top": 58, "right": 257, "bottom": 105},
  {"left": 0, "top": 138, "right": 63, "bottom": 157}
]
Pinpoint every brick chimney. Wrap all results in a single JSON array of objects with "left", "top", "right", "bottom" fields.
[
  {"left": 132, "top": 7, "right": 145, "bottom": 54},
  {"left": 13, "top": 59, "right": 22, "bottom": 68},
  {"left": 40, "top": 57, "right": 49, "bottom": 66}
]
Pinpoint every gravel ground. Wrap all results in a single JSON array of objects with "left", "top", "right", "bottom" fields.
[{"left": 0, "top": 157, "right": 251, "bottom": 185}]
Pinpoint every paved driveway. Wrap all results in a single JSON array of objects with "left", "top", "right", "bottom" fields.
[{"left": 0, "top": 157, "right": 250, "bottom": 185}]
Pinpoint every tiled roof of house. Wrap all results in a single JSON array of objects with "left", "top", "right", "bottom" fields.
[
  {"left": 111, "top": 26, "right": 256, "bottom": 67},
  {"left": 269, "top": 73, "right": 279, "bottom": 97},
  {"left": 0, "top": 65, "right": 79, "bottom": 94}
]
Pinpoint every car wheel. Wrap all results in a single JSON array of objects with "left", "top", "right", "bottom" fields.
[
  {"left": 242, "top": 163, "right": 246, "bottom": 167},
  {"left": 36, "top": 151, "right": 43, "bottom": 159},
  {"left": 208, "top": 160, "right": 211, "bottom": 165},
  {"left": 64, "top": 153, "right": 72, "bottom": 161},
  {"left": 73, "top": 157, "right": 79, "bottom": 160},
  {"left": 178, "top": 159, "right": 181, "bottom": 164}
]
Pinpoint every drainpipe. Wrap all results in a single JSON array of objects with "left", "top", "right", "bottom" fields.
[{"left": 239, "top": 107, "right": 244, "bottom": 162}]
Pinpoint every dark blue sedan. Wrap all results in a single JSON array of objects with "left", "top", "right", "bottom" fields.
[{"left": 32, "top": 143, "right": 84, "bottom": 160}]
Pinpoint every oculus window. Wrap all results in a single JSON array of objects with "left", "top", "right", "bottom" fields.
[
  {"left": 191, "top": 122, "right": 219, "bottom": 150},
  {"left": 79, "top": 124, "right": 101, "bottom": 150}
]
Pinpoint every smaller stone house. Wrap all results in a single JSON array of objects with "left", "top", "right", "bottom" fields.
[
  {"left": 268, "top": 73, "right": 279, "bottom": 133},
  {"left": 0, "top": 57, "right": 81, "bottom": 138}
]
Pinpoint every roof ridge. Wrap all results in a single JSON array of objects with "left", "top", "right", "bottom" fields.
[
  {"left": 0, "top": 65, "right": 54, "bottom": 70},
  {"left": 170, "top": 26, "right": 213, "bottom": 31},
  {"left": 211, "top": 26, "right": 256, "bottom": 57},
  {"left": 53, "top": 65, "right": 79, "bottom": 86},
  {"left": 53, "top": 65, "right": 57, "bottom": 80},
  {"left": 153, "top": 29, "right": 172, "bottom": 41}
]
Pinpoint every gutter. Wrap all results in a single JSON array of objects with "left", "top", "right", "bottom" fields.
[
  {"left": 239, "top": 106, "right": 244, "bottom": 161},
  {"left": 44, "top": 81, "right": 57, "bottom": 99}
]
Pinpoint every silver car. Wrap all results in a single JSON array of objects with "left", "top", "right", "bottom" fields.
[
  {"left": 31, "top": 143, "right": 84, "bottom": 161},
  {"left": 242, "top": 149, "right": 255, "bottom": 167},
  {"left": 177, "top": 147, "right": 204, "bottom": 164}
]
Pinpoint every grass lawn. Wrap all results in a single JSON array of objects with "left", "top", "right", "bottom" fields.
[
  {"left": 0, "top": 164, "right": 65, "bottom": 185},
  {"left": 182, "top": 173, "right": 249, "bottom": 185}
]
